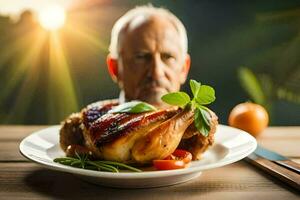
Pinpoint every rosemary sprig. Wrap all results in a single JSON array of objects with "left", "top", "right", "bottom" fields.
[
  {"left": 96, "top": 160, "right": 142, "bottom": 172},
  {"left": 53, "top": 154, "right": 142, "bottom": 173}
]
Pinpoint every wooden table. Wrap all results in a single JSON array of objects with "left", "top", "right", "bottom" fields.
[{"left": 0, "top": 126, "right": 299, "bottom": 199}]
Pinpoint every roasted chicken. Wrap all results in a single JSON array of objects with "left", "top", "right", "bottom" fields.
[{"left": 60, "top": 100, "right": 218, "bottom": 164}]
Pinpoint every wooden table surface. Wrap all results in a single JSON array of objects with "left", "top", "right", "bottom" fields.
[{"left": 0, "top": 126, "right": 299, "bottom": 199}]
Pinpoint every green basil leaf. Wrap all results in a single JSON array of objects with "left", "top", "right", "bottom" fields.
[
  {"left": 199, "top": 106, "right": 211, "bottom": 127},
  {"left": 190, "top": 79, "right": 201, "bottom": 97},
  {"left": 109, "top": 101, "right": 156, "bottom": 113},
  {"left": 129, "top": 102, "right": 157, "bottom": 113},
  {"left": 196, "top": 85, "right": 216, "bottom": 105},
  {"left": 161, "top": 92, "right": 191, "bottom": 108},
  {"left": 194, "top": 108, "right": 210, "bottom": 137}
]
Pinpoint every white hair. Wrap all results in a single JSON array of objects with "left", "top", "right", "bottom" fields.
[{"left": 109, "top": 5, "right": 188, "bottom": 58}]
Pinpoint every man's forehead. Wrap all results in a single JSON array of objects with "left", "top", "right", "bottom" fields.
[
  {"left": 126, "top": 15, "right": 177, "bottom": 35},
  {"left": 120, "top": 15, "right": 182, "bottom": 52}
]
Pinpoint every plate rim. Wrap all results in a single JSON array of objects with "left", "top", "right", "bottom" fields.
[{"left": 19, "top": 124, "right": 257, "bottom": 179}]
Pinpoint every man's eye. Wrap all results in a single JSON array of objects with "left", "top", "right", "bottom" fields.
[
  {"left": 135, "top": 53, "right": 150, "bottom": 60},
  {"left": 161, "top": 53, "right": 174, "bottom": 61}
]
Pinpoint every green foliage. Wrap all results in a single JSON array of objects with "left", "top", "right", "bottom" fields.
[
  {"left": 238, "top": 67, "right": 266, "bottom": 105},
  {"left": 194, "top": 107, "right": 211, "bottom": 137},
  {"left": 109, "top": 101, "right": 157, "bottom": 113},
  {"left": 161, "top": 79, "right": 216, "bottom": 137},
  {"left": 195, "top": 85, "right": 216, "bottom": 105},
  {"left": 161, "top": 92, "right": 191, "bottom": 108},
  {"left": 54, "top": 152, "right": 142, "bottom": 172},
  {"left": 238, "top": 67, "right": 300, "bottom": 117}
]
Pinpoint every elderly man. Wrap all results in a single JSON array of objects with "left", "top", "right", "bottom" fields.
[
  {"left": 106, "top": 5, "right": 190, "bottom": 107},
  {"left": 60, "top": 6, "right": 217, "bottom": 161}
]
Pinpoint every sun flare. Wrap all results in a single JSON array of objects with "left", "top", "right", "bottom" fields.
[{"left": 38, "top": 5, "right": 66, "bottom": 31}]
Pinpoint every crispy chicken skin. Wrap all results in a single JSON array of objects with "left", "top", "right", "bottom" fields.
[
  {"left": 179, "top": 110, "right": 218, "bottom": 160},
  {"left": 60, "top": 100, "right": 218, "bottom": 164},
  {"left": 131, "top": 107, "right": 194, "bottom": 163},
  {"left": 59, "top": 113, "right": 83, "bottom": 151},
  {"left": 59, "top": 99, "right": 118, "bottom": 152},
  {"left": 83, "top": 108, "right": 180, "bottom": 163}
]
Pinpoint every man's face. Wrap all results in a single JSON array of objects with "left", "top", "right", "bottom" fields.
[{"left": 117, "top": 16, "right": 189, "bottom": 106}]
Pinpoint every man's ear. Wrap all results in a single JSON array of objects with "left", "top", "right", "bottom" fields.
[
  {"left": 106, "top": 54, "right": 119, "bottom": 82},
  {"left": 180, "top": 54, "right": 191, "bottom": 84}
]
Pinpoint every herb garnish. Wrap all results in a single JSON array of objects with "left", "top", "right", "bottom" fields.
[
  {"left": 54, "top": 152, "right": 142, "bottom": 172},
  {"left": 161, "top": 80, "right": 216, "bottom": 136},
  {"left": 107, "top": 79, "right": 215, "bottom": 136},
  {"left": 109, "top": 101, "right": 156, "bottom": 114}
]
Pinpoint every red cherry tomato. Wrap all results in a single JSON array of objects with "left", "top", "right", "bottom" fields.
[{"left": 153, "top": 149, "right": 192, "bottom": 170}]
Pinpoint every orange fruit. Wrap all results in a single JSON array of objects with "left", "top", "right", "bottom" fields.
[{"left": 228, "top": 102, "right": 269, "bottom": 137}]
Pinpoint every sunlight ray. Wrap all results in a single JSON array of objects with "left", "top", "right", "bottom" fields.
[
  {"left": 4, "top": 32, "right": 47, "bottom": 123},
  {"left": 64, "top": 21, "right": 108, "bottom": 53},
  {"left": 47, "top": 31, "right": 79, "bottom": 123},
  {"left": 3, "top": 30, "right": 47, "bottom": 123},
  {"left": 0, "top": 30, "right": 37, "bottom": 71},
  {"left": 0, "top": 29, "right": 47, "bottom": 105}
]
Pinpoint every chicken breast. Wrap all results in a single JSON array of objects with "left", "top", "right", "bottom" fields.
[
  {"left": 60, "top": 100, "right": 218, "bottom": 164},
  {"left": 83, "top": 108, "right": 181, "bottom": 163}
]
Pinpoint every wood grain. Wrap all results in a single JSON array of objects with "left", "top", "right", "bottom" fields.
[
  {"left": 257, "top": 127, "right": 300, "bottom": 157},
  {"left": 0, "top": 126, "right": 46, "bottom": 141},
  {"left": 245, "top": 156, "right": 300, "bottom": 190},
  {"left": 0, "top": 126, "right": 299, "bottom": 199},
  {"left": 0, "top": 162, "right": 299, "bottom": 200},
  {"left": 0, "top": 141, "right": 26, "bottom": 161}
]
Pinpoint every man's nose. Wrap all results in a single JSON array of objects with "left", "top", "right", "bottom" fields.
[{"left": 148, "top": 54, "right": 164, "bottom": 78}]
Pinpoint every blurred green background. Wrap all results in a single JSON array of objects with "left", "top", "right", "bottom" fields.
[{"left": 0, "top": 0, "right": 299, "bottom": 125}]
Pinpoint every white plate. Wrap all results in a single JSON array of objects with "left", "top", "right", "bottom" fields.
[{"left": 19, "top": 125, "right": 257, "bottom": 188}]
